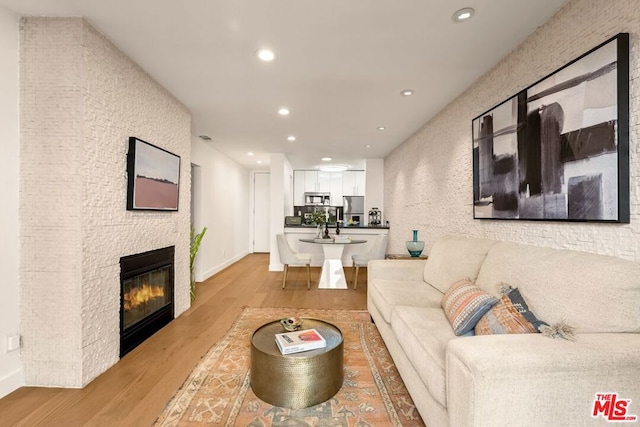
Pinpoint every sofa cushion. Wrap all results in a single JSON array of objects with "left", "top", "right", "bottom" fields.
[
  {"left": 391, "top": 306, "right": 454, "bottom": 407},
  {"left": 442, "top": 278, "right": 498, "bottom": 335},
  {"left": 475, "top": 241, "right": 640, "bottom": 333},
  {"left": 369, "top": 278, "right": 443, "bottom": 324},
  {"left": 423, "top": 235, "right": 497, "bottom": 293},
  {"left": 475, "top": 286, "right": 548, "bottom": 335}
]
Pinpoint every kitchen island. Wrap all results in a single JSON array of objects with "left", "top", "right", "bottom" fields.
[{"left": 284, "top": 225, "right": 389, "bottom": 267}]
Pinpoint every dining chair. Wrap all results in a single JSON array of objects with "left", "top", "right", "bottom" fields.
[
  {"left": 276, "top": 234, "right": 312, "bottom": 289},
  {"left": 351, "top": 234, "right": 388, "bottom": 290}
]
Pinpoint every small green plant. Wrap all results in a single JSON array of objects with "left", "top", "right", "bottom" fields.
[
  {"left": 190, "top": 225, "right": 208, "bottom": 303},
  {"left": 308, "top": 211, "right": 327, "bottom": 238},
  {"left": 308, "top": 211, "right": 327, "bottom": 225}
]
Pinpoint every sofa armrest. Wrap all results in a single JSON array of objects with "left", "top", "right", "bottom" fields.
[
  {"left": 367, "top": 259, "right": 426, "bottom": 283},
  {"left": 447, "top": 333, "right": 640, "bottom": 427}
]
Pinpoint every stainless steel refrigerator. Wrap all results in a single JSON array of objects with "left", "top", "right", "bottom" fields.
[{"left": 343, "top": 196, "right": 364, "bottom": 225}]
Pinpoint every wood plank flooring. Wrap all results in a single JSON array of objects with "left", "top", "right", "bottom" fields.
[{"left": 0, "top": 254, "right": 368, "bottom": 426}]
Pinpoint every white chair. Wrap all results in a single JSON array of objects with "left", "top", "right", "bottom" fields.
[
  {"left": 351, "top": 234, "right": 388, "bottom": 290},
  {"left": 276, "top": 234, "right": 312, "bottom": 289}
]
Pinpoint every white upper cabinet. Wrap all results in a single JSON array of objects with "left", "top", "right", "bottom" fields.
[
  {"left": 329, "top": 173, "right": 343, "bottom": 205},
  {"left": 313, "top": 171, "right": 341, "bottom": 204},
  {"left": 294, "top": 170, "right": 365, "bottom": 205},
  {"left": 342, "top": 170, "right": 365, "bottom": 196},
  {"left": 317, "top": 171, "right": 331, "bottom": 193},
  {"left": 304, "top": 170, "right": 319, "bottom": 192},
  {"left": 293, "top": 170, "right": 306, "bottom": 205}
]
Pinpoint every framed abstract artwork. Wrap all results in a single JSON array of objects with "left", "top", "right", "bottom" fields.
[
  {"left": 472, "top": 33, "right": 629, "bottom": 223},
  {"left": 126, "top": 137, "right": 181, "bottom": 211}
]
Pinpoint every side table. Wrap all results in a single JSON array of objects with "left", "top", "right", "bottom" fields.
[{"left": 385, "top": 254, "right": 428, "bottom": 260}]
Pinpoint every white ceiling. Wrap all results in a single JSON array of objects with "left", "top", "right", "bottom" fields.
[{"left": 1, "top": 0, "right": 568, "bottom": 170}]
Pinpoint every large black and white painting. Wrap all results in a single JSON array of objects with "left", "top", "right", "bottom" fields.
[{"left": 473, "top": 33, "right": 629, "bottom": 223}]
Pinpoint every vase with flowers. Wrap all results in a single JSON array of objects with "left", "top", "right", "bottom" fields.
[{"left": 308, "top": 210, "right": 327, "bottom": 239}]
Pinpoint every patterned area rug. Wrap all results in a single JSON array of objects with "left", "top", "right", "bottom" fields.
[{"left": 155, "top": 307, "right": 425, "bottom": 426}]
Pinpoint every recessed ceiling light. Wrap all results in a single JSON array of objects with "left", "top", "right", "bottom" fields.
[
  {"left": 247, "top": 152, "right": 254, "bottom": 156},
  {"left": 365, "top": 144, "right": 372, "bottom": 148},
  {"left": 287, "top": 135, "right": 297, "bottom": 142},
  {"left": 278, "top": 107, "right": 290, "bottom": 116},
  {"left": 256, "top": 48, "right": 275, "bottom": 62},
  {"left": 316, "top": 164, "right": 350, "bottom": 172},
  {"left": 257, "top": 160, "right": 263, "bottom": 164},
  {"left": 377, "top": 126, "right": 386, "bottom": 131},
  {"left": 400, "top": 89, "right": 414, "bottom": 96},
  {"left": 452, "top": 7, "right": 474, "bottom": 23},
  {"left": 321, "top": 157, "right": 332, "bottom": 161}
]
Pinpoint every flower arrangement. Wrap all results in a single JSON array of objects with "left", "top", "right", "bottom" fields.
[
  {"left": 308, "top": 211, "right": 328, "bottom": 239},
  {"left": 308, "top": 210, "right": 327, "bottom": 225}
]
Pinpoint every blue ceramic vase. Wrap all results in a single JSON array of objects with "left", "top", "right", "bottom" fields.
[{"left": 406, "top": 230, "right": 425, "bottom": 257}]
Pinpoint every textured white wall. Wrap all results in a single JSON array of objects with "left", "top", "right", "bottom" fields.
[
  {"left": 20, "top": 18, "right": 191, "bottom": 387},
  {"left": 0, "top": 5, "right": 22, "bottom": 399},
  {"left": 191, "top": 136, "right": 251, "bottom": 281},
  {"left": 384, "top": 0, "right": 640, "bottom": 260}
]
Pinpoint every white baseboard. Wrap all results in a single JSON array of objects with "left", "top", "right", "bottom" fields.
[
  {"left": 196, "top": 250, "right": 250, "bottom": 282},
  {"left": 0, "top": 367, "right": 23, "bottom": 399}
]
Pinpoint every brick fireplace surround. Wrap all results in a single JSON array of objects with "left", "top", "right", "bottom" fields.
[{"left": 19, "top": 17, "right": 191, "bottom": 388}]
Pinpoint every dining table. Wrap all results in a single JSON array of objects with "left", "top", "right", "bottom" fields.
[{"left": 299, "top": 238, "right": 366, "bottom": 289}]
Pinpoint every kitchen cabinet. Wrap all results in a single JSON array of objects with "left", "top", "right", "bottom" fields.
[
  {"left": 294, "top": 170, "right": 324, "bottom": 205},
  {"left": 342, "top": 171, "right": 365, "bottom": 196},
  {"left": 293, "top": 170, "right": 306, "bottom": 205},
  {"left": 293, "top": 170, "right": 365, "bottom": 206},
  {"left": 317, "top": 171, "right": 331, "bottom": 193},
  {"left": 317, "top": 171, "right": 343, "bottom": 205},
  {"left": 329, "top": 173, "right": 342, "bottom": 205},
  {"left": 304, "top": 170, "right": 319, "bottom": 192}
]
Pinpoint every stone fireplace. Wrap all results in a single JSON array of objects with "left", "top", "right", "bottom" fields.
[
  {"left": 19, "top": 17, "right": 191, "bottom": 388},
  {"left": 120, "top": 246, "right": 175, "bottom": 357}
]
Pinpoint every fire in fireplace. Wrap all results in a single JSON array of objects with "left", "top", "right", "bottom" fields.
[{"left": 120, "top": 246, "right": 175, "bottom": 357}]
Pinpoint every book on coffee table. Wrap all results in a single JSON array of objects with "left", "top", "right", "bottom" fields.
[{"left": 275, "top": 328, "right": 327, "bottom": 355}]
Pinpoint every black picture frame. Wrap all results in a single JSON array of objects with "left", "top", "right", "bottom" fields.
[
  {"left": 126, "top": 137, "right": 181, "bottom": 211},
  {"left": 472, "top": 33, "right": 629, "bottom": 223}
]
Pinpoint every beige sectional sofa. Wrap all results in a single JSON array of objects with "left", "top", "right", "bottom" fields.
[{"left": 367, "top": 235, "right": 640, "bottom": 427}]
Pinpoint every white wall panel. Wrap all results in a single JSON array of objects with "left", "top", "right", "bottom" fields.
[{"left": 0, "top": 5, "right": 22, "bottom": 399}]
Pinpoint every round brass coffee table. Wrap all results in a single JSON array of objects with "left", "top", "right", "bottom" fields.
[{"left": 250, "top": 318, "right": 343, "bottom": 409}]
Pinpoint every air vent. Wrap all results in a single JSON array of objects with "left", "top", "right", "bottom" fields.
[{"left": 199, "top": 135, "right": 212, "bottom": 141}]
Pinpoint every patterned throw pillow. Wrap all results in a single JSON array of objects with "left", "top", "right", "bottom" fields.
[
  {"left": 441, "top": 278, "right": 499, "bottom": 336},
  {"left": 475, "top": 285, "right": 548, "bottom": 335}
]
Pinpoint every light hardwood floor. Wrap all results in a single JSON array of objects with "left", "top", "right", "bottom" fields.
[{"left": 0, "top": 254, "right": 368, "bottom": 427}]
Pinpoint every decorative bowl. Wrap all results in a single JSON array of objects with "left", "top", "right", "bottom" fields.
[{"left": 280, "top": 316, "right": 303, "bottom": 332}]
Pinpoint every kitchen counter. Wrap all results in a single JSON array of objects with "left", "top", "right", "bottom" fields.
[{"left": 284, "top": 224, "right": 389, "bottom": 229}]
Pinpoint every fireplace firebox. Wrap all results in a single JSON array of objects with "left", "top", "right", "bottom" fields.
[{"left": 120, "top": 246, "right": 175, "bottom": 357}]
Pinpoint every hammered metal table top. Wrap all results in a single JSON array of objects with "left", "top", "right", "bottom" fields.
[
  {"left": 250, "top": 318, "right": 344, "bottom": 408},
  {"left": 251, "top": 318, "right": 343, "bottom": 356}
]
